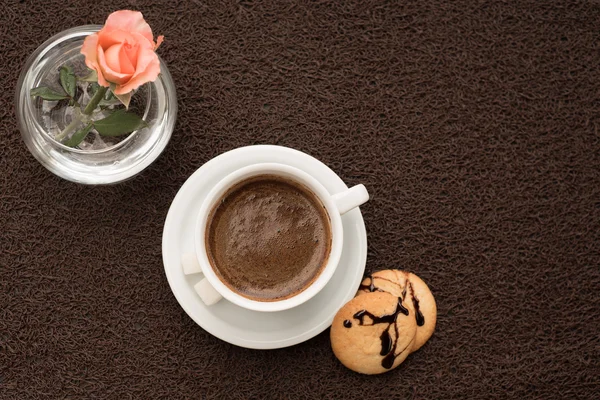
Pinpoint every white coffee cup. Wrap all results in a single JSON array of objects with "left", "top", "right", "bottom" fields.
[{"left": 191, "top": 163, "right": 369, "bottom": 312}]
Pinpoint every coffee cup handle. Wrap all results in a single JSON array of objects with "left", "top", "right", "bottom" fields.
[{"left": 332, "top": 184, "right": 369, "bottom": 215}]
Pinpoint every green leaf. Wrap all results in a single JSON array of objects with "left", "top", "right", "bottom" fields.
[
  {"left": 80, "top": 69, "right": 98, "bottom": 82},
  {"left": 59, "top": 65, "right": 76, "bottom": 98},
  {"left": 93, "top": 109, "right": 147, "bottom": 137},
  {"left": 63, "top": 123, "right": 93, "bottom": 148},
  {"left": 109, "top": 83, "right": 131, "bottom": 109},
  {"left": 30, "top": 86, "right": 69, "bottom": 101}
]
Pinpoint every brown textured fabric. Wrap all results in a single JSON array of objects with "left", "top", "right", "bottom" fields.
[{"left": 1, "top": 0, "right": 599, "bottom": 398}]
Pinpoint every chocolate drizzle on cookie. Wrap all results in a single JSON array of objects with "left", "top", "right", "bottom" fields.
[
  {"left": 380, "top": 330, "right": 392, "bottom": 356},
  {"left": 409, "top": 282, "right": 425, "bottom": 326},
  {"left": 349, "top": 273, "right": 427, "bottom": 368},
  {"left": 359, "top": 275, "right": 426, "bottom": 328},
  {"left": 359, "top": 275, "right": 401, "bottom": 293},
  {"left": 359, "top": 274, "right": 377, "bottom": 292},
  {"left": 350, "top": 297, "right": 410, "bottom": 369}
]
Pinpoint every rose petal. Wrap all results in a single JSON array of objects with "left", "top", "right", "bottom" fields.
[
  {"left": 123, "top": 41, "right": 140, "bottom": 67},
  {"left": 98, "top": 29, "right": 130, "bottom": 49},
  {"left": 155, "top": 35, "right": 164, "bottom": 50},
  {"left": 104, "top": 10, "right": 154, "bottom": 44},
  {"left": 81, "top": 33, "right": 99, "bottom": 65},
  {"left": 97, "top": 46, "right": 133, "bottom": 84},
  {"left": 114, "top": 47, "right": 160, "bottom": 94},
  {"left": 113, "top": 59, "right": 159, "bottom": 94},
  {"left": 80, "top": 33, "right": 109, "bottom": 87},
  {"left": 121, "top": 31, "right": 154, "bottom": 72},
  {"left": 104, "top": 44, "right": 123, "bottom": 73},
  {"left": 119, "top": 45, "right": 136, "bottom": 75},
  {"left": 130, "top": 31, "right": 154, "bottom": 52}
]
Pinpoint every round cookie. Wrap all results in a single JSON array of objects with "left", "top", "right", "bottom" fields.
[
  {"left": 331, "top": 291, "right": 417, "bottom": 375},
  {"left": 356, "top": 269, "right": 407, "bottom": 297},
  {"left": 358, "top": 270, "right": 436, "bottom": 352}
]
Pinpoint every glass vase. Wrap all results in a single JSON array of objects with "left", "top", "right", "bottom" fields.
[{"left": 15, "top": 25, "right": 177, "bottom": 184}]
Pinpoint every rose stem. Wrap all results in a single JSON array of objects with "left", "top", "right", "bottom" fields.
[
  {"left": 83, "top": 86, "right": 108, "bottom": 115},
  {"left": 56, "top": 85, "right": 109, "bottom": 142}
]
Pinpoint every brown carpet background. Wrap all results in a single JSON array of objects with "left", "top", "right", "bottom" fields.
[{"left": 1, "top": 0, "right": 599, "bottom": 398}]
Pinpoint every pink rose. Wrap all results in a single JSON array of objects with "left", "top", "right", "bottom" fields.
[{"left": 81, "top": 10, "right": 164, "bottom": 95}]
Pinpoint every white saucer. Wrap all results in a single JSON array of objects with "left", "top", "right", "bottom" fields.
[{"left": 162, "top": 145, "right": 367, "bottom": 349}]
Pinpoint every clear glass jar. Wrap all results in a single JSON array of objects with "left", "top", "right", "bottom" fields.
[{"left": 15, "top": 25, "right": 177, "bottom": 184}]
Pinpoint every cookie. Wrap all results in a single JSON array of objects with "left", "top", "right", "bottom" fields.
[
  {"left": 358, "top": 270, "right": 436, "bottom": 352},
  {"left": 330, "top": 291, "right": 417, "bottom": 375}
]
